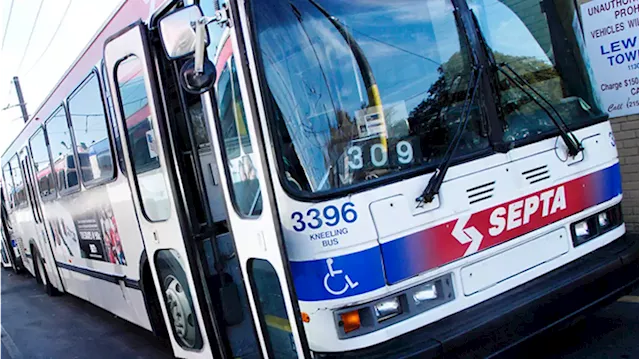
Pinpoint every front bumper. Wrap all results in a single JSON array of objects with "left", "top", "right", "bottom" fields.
[{"left": 315, "top": 232, "right": 638, "bottom": 358}]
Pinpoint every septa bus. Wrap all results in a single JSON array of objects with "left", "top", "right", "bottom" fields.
[{"left": 1, "top": 0, "right": 637, "bottom": 358}]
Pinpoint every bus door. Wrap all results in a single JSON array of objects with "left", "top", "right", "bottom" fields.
[
  {"left": 18, "top": 147, "right": 63, "bottom": 291},
  {"left": 153, "top": 4, "right": 309, "bottom": 357},
  {"left": 191, "top": 7, "right": 309, "bottom": 358},
  {"left": 104, "top": 22, "right": 221, "bottom": 358}
]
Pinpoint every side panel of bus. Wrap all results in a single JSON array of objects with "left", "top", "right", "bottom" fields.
[{"left": 29, "top": 71, "right": 153, "bottom": 329}]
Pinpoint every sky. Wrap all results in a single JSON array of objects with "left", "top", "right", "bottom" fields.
[{"left": 0, "top": 0, "right": 122, "bottom": 158}]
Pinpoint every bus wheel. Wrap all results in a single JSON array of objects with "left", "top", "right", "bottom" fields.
[
  {"left": 163, "top": 274, "right": 197, "bottom": 349},
  {"left": 34, "top": 249, "right": 58, "bottom": 296}
]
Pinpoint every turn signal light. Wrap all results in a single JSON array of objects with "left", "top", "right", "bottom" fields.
[
  {"left": 340, "top": 310, "right": 361, "bottom": 333},
  {"left": 301, "top": 312, "right": 310, "bottom": 323}
]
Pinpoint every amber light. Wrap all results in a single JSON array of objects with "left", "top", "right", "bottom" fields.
[
  {"left": 301, "top": 312, "right": 310, "bottom": 323},
  {"left": 340, "top": 310, "right": 361, "bottom": 333}
]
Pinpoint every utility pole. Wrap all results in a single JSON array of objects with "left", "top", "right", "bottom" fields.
[{"left": 12, "top": 76, "right": 28, "bottom": 123}]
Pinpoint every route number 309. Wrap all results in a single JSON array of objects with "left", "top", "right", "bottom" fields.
[
  {"left": 347, "top": 140, "right": 413, "bottom": 169},
  {"left": 291, "top": 202, "right": 358, "bottom": 232}
]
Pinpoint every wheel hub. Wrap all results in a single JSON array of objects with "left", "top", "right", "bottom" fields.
[{"left": 164, "top": 275, "right": 196, "bottom": 348}]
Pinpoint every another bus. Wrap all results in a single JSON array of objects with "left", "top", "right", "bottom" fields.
[{"left": 1, "top": 0, "right": 637, "bottom": 358}]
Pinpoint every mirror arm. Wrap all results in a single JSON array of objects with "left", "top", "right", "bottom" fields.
[
  {"left": 193, "top": 11, "right": 228, "bottom": 76},
  {"left": 194, "top": 19, "right": 207, "bottom": 75}
]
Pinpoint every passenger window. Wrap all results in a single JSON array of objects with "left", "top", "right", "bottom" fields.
[
  {"left": 46, "top": 107, "right": 79, "bottom": 192},
  {"left": 29, "top": 129, "right": 57, "bottom": 199},
  {"left": 216, "top": 57, "right": 262, "bottom": 216},
  {"left": 9, "top": 156, "right": 26, "bottom": 207},
  {"left": 68, "top": 72, "right": 115, "bottom": 184},
  {"left": 2, "top": 164, "right": 14, "bottom": 208},
  {"left": 116, "top": 55, "right": 170, "bottom": 222}
]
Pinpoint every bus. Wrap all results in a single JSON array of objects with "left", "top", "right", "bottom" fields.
[{"left": 1, "top": 0, "right": 637, "bottom": 358}]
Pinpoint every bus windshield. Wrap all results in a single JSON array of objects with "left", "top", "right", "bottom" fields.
[
  {"left": 251, "top": 0, "right": 489, "bottom": 195},
  {"left": 469, "top": 0, "right": 605, "bottom": 143},
  {"left": 250, "top": 0, "right": 604, "bottom": 196}
]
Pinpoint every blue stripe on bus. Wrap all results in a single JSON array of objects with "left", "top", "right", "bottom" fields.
[
  {"left": 56, "top": 261, "right": 141, "bottom": 290},
  {"left": 290, "top": 246, "right": 386, "bottom": 301}
]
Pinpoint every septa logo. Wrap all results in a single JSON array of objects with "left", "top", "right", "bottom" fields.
[
  {"left": 452, "top": 185, "right": 568, "bottom": 256},
  {"left": 489, "top": 186, "right": 567, "bottom": 238},
  {"left": 451, "top": 214, "right": 483, "bottom": 256}
]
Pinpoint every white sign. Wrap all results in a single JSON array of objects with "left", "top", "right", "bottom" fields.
[{"left": 580, "top": 0, "right": 639, "bottom": 117}]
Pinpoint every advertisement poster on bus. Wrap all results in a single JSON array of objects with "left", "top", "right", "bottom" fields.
[
  {"left": 580, "top": 0, "right": 639, "bottom": 117},
  {"left": 47, "top": 189, "right": 127, "bottom": 265}
]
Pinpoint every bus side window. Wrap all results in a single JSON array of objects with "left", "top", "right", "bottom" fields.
[
  {"left": 2, "top": 164, "right": 14, "bottom": 209},
  {"left": 30, "top": 129, "right": 57, "bottom": 199},
  {"left": 68, "top": 71, "right": 115, "bottom": 185},
  {"left": 9, "top": 156, "right": 25, "bottom": 207},
  {"left": 216, "top": 57, "right": 262, "bottom": 217},
  {"left": 46, "top": 106, "right": 79, "bottom": 193}
]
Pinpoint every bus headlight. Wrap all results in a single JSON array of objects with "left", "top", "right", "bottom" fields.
[
  {"left": 334, "top": 273, "right": 454, "bottom": 338},
  {"left": 374, "top": 297, "right": 402, "bottom": 322},
  {"left": 571, "top": 204, "right": 622, "bottom": 246},
  {"left": 574, "top": 220, "right": 591, "bottom": 238},
  {"left": 412, "top": 283, "right": 438, "bottom": 305},
  {"left": 597, "top": 212, "right": 610, "bottom": 228}
]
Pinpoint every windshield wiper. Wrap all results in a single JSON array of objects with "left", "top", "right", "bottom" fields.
[
  {"left": 416, "top": 65, "right": 484, "bottom": 206},
  {"left": 470, "top": 11, "right": 583, "bottom": 157}
]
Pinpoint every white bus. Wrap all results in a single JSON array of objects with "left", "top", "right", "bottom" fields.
[{"left": 1, "top": 0, "right": 637, "bottom": 358}]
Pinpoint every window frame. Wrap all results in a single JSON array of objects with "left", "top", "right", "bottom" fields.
[
  {"left": 44, "top": 104, "right": 81, "bottom": 197},
  {"left": 28, "top": 126, "right": 58, "bottom": 202},
  {"left": 66, "top": 67, "right": 118, "bottom": 189}
]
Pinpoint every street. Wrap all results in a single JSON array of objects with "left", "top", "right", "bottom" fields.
[
  {"left": 0, "top": 269, "right": 171, "bottom": 359},
  {"left": 1, "top": 267, "right": 637, "bottom": 359}
]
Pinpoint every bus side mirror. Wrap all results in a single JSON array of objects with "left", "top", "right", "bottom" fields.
[{"left": 159, "top": 5, "right": 221, "bottom": 94}]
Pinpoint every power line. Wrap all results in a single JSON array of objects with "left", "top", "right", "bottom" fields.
[
  {"left": 15, "top": 0, "right": 45, "bottom": 73},
  {"left": 1, "top": 0, "right": 15, "bottom": 51},
  {"left": 23, "top": 0, "right": 74, "bottom": 77}
]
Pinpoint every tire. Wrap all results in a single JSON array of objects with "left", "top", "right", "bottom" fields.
[{"left": 34, "top": 248, "right": 59, "bottom": 296}]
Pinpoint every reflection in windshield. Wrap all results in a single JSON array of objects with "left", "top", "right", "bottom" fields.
[
  {"left": 469, "top": 0, "right": 604, "bottom": 142},
  {"left": 252, "top": 0, "right": 488, "bottom": 194}
]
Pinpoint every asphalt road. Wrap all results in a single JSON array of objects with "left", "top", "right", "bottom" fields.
[
  {"left": 0, "top": 268, "right": 171, "bottom": 359},
  {"left": 1, "top": 268, "right": 637, "bottom": 359}
]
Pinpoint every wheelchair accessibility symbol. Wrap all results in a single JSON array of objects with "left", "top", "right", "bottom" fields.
[{"left": 323, "top": 258, "right": 359, "bottom": 296}]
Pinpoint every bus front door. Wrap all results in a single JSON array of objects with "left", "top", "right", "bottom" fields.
[
  {"left": 196, "top": 6, "right": 310, "bottom": 357},
  {"left": 104, "top": 23, "right": 221, "bottom": 359}
]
